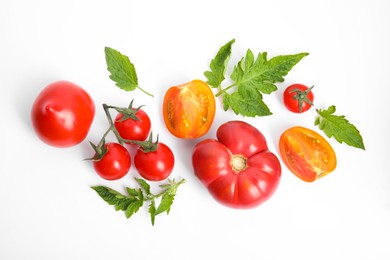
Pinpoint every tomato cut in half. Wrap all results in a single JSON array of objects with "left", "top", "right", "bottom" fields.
[
  {"left": 163, "top": 79, "right": 216, "bottom": 139},
  {"left": 279, "top": 126, "right": 337, "bottom": 182}
]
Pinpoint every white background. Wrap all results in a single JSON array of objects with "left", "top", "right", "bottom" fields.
[{"left": 1, "top": 0, "right": 389, "bottom": 259}]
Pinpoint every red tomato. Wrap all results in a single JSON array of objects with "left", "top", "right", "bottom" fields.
[
  {"left": 279, "top": 126, "right": 337, "bottom": 182},
  {"left": 114, "top": 108, "right": 151, "bottom": 142},
  {"left": 192, "top": 121, "right": 281, "bottom": 209},
  {"left": 134, "top": 143, "right": 175, "bottom": 181},
  {"left": 93, "top": 143, "right": 131, "bottom": 180},
  {"left": 283, "top": 84, "right": 314, "bottom": 113},
  {"left": 162, "top": 79, "right": 216, "bottom": 139},
  {"left": 31, "top": 81, "right": 95, "bottom": 147}
]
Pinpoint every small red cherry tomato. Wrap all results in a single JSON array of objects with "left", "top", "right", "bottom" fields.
[
  {"left": 31, "top": 81, "right": 95, "bottom": 147},
  {"left": 283, "top": 84, "right": 314, "bottom": 113},
  {"left": 114, "top": 107, "right": 151, "bottom": 142},
  {"left": 134, "top": 143, "right": 175, "bottom": 181},
  {"left": 93, "top": 143, "right": 131, "bottom": 180}
]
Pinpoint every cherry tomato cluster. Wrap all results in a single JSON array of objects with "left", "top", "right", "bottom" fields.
[{"left": 89, "top": 101, "right": 175, "bottom": 182}]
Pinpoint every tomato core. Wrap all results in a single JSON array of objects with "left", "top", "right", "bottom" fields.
[{"left": 230, "top": 154, "right": 247, "bottom": 173}]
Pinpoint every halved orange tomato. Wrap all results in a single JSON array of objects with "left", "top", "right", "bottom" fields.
[
  {"left": 279, "top": 126, "right": 337, "bottom": 182},
  {"left": 163, "top": 79, "right": 216, "bottom": 139}
]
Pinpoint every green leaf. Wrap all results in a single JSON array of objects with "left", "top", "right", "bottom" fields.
[
  {"left": 225, "top": 89, "right": 272, "bottom": 117},
  {"left": 213, "top": 42, "right": 309, "bottom": 117},
  {"left": 125, "top": 200, "right": 143, "bottom": 218},
  {"left": 135, "top": 178, "right": 151, "bottom": 195},
  {"left": 105, "top": 47, "right": 138, "bottom": 92},
  {"left": 149, "top": 200, "right": 156, "bottom": 226},
  {"left": 204, "top": 39, "right": 235, "bottom": 88},
  {"left": 91, "top": 178, "right": 185, "bottom": 225},
  {"left": 315, "top": 105, "right": 365, "bottom": 150},
  {"left": 231, "top": 51, "right": 309, "bottom": 94},
  {"left": 156, "top": 194, "right": 175, "bottom": 215},
  {"left": 91, "top": 186, "right": 135, "bottom": 211}
]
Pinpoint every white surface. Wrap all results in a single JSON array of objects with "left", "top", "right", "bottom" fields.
[{"left": 1, "top": 0, "right": 389, "bottom": 259}]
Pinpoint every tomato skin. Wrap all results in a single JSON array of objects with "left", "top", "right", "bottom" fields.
[
  {"left": 283, "top": 84, "right": 314, "bottom": 113},
  {"left": 192, "top": 121, "right": 281, "bottom": 209},
  {"left": 279, "top": 126, "right": 337, "bottom": 182},
  {"left": 134, "top": 143, "right": 175, "bottom": 181},
  {"left": 31, "top": 81, "right": 95, "bottom": 148},
  {"left": 93, "top": 143, "right": 131, "bottom": 180},
  {"left": 114, "top": 109, "right": 151, "bottom": 142},
  {"left": 162, "top": 79, "right": 216, "bottom": 139}
]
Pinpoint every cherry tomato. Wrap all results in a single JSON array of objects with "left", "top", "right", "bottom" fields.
[
  {"left": 283, "top": 84, "right": 314, "bottom": 113},
  {"left": 162, "top": 79, "right": 216, "bottom": 139},
  {"left": 134, "top": 143, "right": 174, "bottom": 181},
  {"left": 114, "top": 108, "right": 151, "bottom": 142},
  {"left": 31, "top": 81, "right": 95, "bottom": 148},
  {"left": 192, "top": 121, "right": 281, "bottom": 209},
  {"left": 279, "top": 126, "right": 337, "bottom": 182},
  {"left": 93, "top": 143, "right": 131, "bottom": 180}
]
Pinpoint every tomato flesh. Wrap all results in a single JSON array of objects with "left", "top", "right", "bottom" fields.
[
  {"left": 279, "top": 126, "right": 337, "bottom": 182},
  {"left": 163, "top": 79, "right": 216, "bottom": 139}
]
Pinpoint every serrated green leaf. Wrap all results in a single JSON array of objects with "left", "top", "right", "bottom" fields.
[
  {"left": 135, "top": 178, "right": 151, "bottom": 195},
  {"left": 91, "top": 186, "right": 135, "bottom": 211},
  {"left": 105, "top": 47, "right": 138, "bottom": 91},
  {"left": 125, "top": 200, "right": 143, "bottom": 218},
  {"left": 156, "top": 194, "right": 175, "bottom": 215},
  {"left": 225, "top": 90, "right": 272, "bottom": 117},
  {"left": 149, "top": 200, "right": 156, "bottom": 226},
  {"left": 315, "top": 105, "right": 365, "bottom": 150},
  {"left": 204, "top": 39, "right": 235, "bottom": 88}
]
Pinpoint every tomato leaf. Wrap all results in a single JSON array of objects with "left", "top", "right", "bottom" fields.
[
  {"left": 204, "top": 39, "right": 235, "bottom": 89},
  {"left": 91, "top": 178, "right": 185, "bottom": 226},
  {"left": 148, "top": 200, "right": 156, "bottom": 225},
  {"left": 315, "top": 105, "right": 365, "bottom": 150},
  {"left": 105, "top": 47, "right": 138, "bottom": 91},
  {"left": 224, "top": 90, "right": 271, "bottom": 117},
  {"left": 207, "top": 40, "right": 308, "bottom": 117},
  {"left": 105, "top": 47, "right": 153, "bottom": 97},
  {"left": 156, "top": 194, "right": 174, "bottom": 215}
]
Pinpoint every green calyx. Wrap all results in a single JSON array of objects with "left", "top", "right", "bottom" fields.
[{"left": 290, "top": 86, "right": 314, "bottom": 113}]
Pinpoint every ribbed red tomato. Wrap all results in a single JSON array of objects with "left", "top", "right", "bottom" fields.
[{"left": 192, "top": 121, "right": 281, "bottom": 209}]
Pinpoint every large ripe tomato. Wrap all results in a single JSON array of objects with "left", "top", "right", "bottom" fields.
[
  {"left": 93, "top": 142, "right": 131, "bottom": 180},
  {"left": 134, "top": 143, "right": 175, "bottom": 181},
  {"left": 283, "top": 84, "right": 314, "bottom": 113},
  {"left": 114, "top": 107, "right": 151, "bottom": 142},
  {"left": 279, "top": 126, "right": 337, "bottom": 182},
  {"left": 192, "top": 121, "right": 281, "bottom": 209},
  {"left": 31, "top": 81, "right": 95, "bottom": 148},
  {"left": 162, "top": 79, "right": 216, "bottom": 139}
]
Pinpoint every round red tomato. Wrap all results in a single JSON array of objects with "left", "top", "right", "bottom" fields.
[
  {"left": 283, "top": 84, "right": 314, "bottom": 113},
  {"left": 93, "top": 143, "right": 131, "bottom": 180},
  {"left": 134, "top": 143, "right": 174, "bottom": 181},
  {"left": 31, "top": 81, "right": 95, "bottom": 148},
  {"left": 162, "top": 79, "right": 216, "bottom": 139},
  {"left": 279, "top": 126, "right": 337, "bottom": 182},
  {"left": 114, "top": 108, "right": 151, "bottom": 142},
  {"left": 192, "top": 121, "right": 281, "bottom": 209}
]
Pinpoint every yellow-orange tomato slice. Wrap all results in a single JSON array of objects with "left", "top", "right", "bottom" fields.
[
  {"left": 279, "top": 126, "right": 337, "bottom": 182},
  {"left": 163, "top": 79, "right": 216, "bottom": 139}
]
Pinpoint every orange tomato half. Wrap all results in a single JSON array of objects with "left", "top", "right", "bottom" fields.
[
  {"left": 163, "top": 79, "right": 216, "bottom": 139},
  {"left": 279, "top": 126, "right": 337, "bottom": 182}
]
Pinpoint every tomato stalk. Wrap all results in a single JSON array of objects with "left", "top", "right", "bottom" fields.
[
  {"left": 215, "top": 83, "right": 237, "bottom": 97},
  {"left": 289, "top": 86, "right": 314, "bottom": 113},
  {"left": 88, "top": 102, "right": 159, "bottom": 159}
]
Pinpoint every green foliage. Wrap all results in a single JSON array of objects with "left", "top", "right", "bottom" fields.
[
  {"left": 91, "top": 178, "right": 186, "bottom": 225},
  {"left": 315, "top": 105, "right": 365, "bottom": 150}
]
